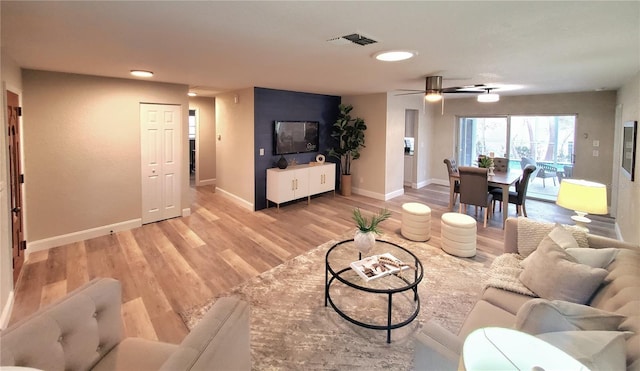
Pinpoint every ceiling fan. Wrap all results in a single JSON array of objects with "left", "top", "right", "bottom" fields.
[{"left": 397, "top": 76, "right": 499, "bottom": 103}]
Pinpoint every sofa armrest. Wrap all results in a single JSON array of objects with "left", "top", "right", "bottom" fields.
[
  {"left": 587, "top": 234, "right": 638, "bottom": 250},
  {"left": 160, "top": 296, "right": 251, "bottom": 371},
  {"left": 413, "top": 321, "right": 462, "bottom": 371},
  {"left": 0, "top": 278, "right": 122, "bottom": 370}
]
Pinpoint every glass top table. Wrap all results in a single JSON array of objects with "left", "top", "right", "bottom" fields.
[{"left": 324, "top": 239, "right": 424, "bottom": 343}]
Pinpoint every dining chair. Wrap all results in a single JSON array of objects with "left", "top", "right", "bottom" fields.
[
  {"left": 491, "top": 164, "right": 537, "bottom": 217},
  {"left": 492, "top": 157, "right": 509, "bottom": 172},
  {"left": 458, "top": 166, "right": 493, "bottom": 228},
  {"left": 443, "top": 158, "right": 460, "bottom": 208},
  {"left": 520, "top": 157, "right": 540, "bottom": 182}
]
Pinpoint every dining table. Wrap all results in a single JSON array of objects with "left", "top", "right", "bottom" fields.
[{"left": 449, "top": 168, "right": 522, "bottom": 227}]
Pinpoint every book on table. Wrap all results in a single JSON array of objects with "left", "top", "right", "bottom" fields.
[{"left": 349, "top": 253, "right": 410, "bottom": 282}]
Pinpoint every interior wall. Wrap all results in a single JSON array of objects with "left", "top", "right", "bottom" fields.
[
  {"left": 0, "top": 50, "right": 23, "bottom": 326},
  {"left": 215, "top": 88, "right": 255, "bottom": 210},
  {"left": 342, "top": 94, "right": 387, "bottom": 199},
  {"left": 253, "top": 87, "right": 340, "bottom": 211},
  {"left": 615, "top": 72, "right": 640, "bottom": 244},
  {"left": 430, "top": 91, "right": 617, "bottom": 192},
  {"left": 189, "top": 96, "right": 216, "bottom": 185},
  {"left": 22, "top": 70, "right": 189, "bottom": 242}
]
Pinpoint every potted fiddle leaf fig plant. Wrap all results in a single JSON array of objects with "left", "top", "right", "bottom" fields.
[
  {"left": 352, "top": 207, "right": 391, "bottom": 255},
  {"left": 328, "top": 104, "right": 366, "bottom": 196}
]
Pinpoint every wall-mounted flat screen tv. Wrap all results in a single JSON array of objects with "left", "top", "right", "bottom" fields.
[{"left": 273, "top": 121, "right": 319, "bottom": 155}]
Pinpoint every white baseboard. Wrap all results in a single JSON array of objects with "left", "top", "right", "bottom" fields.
[
  {"left": 27, "top": 218, "right": 142, "bottom": 255},
  {"left": 385, "top": 188, "right": 404, "bottom": 200},
  {"left": 0, "top": 290, "right": 14, "bottom": 330},
  {"left": 350, "top": 187, "right": 384, "bottom": 200},
  {"left": 182, "top": 208, "right": 191, "bottom": 217},
  {"left": 197, "top": 178, "right": 216, "bottom": 187},
  {"left": 215, "top": 187, "right": 254, "bottom": 211},
  {"left": 614, "top": 222, "right": 623, "bottom": 241}
]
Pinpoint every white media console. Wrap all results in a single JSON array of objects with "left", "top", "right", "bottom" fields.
[{"left": 266, "top": 162, "right": 336, "bottom": 209}]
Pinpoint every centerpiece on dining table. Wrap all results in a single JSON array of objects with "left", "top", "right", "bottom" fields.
[{"left": 478, "top": 156, "right": 495, "bottom": 176}]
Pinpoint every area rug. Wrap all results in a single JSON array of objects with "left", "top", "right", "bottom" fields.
[{"left": 181, "top": 233, "right": 488, "bottom": 370}]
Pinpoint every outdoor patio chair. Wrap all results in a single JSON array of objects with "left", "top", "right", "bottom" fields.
[{"left": 535, "top": 162, "right": 558, "bottom": 187}]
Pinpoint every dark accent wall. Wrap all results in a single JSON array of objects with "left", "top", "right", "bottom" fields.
[{"left": 254, "top": 87, "right": 340, "bottom": 210}]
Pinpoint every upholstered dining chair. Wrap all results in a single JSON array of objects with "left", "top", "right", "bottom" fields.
[
  {"left": 491, "top": 164, "right": 537, "bottom": 217},
  {"left": 492, "top": 157, "right": 509, "bottom": 172},
  {"left": 443, "top": 158, "right": 460, "bottom": 209},
  {"left": 458, "top": 166, "right": 493, "bottom": 228}
]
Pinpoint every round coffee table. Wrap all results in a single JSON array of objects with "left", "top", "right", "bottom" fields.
[{"left": 324, "top": 239, "right": 424, "bottom": 343}]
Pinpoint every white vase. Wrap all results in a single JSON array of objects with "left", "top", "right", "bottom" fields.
[
  {"left": 488, "top": 166, "right": 495, "bottom": 176},
  {"left": 354, "top": 230, "right": 376, "bottom": 255}
]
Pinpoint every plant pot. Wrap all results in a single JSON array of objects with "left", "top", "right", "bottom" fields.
[
  {"left": 354, "top": 230, "right": 375, "bottom": 255},
  {"left": 341, "top": 174, "right": 352, "bottom": 196}
]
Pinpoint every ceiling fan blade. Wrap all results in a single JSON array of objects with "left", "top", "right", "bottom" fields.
[
  {"left": 442, "top": 89, "right": 486, "bottom": 94},
  {"left": 395, "top": 91, "right": 426, "bottom": 96},
  {"left": 396, "top": 89, "right": 427, "bottom": 92}
]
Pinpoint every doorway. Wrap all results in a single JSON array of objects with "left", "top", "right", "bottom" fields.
[
  {"left": 140, "top": 103, "right": 183, "bottom": 224},
  {"left": 7, "top": 90, "right": 24, "bottom": 285}
]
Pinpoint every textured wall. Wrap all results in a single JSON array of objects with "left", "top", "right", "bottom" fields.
[
  {"left": 22, "top": 70, "right": 188, "bottom": 241},
  {"left": 254, "top": 87, "right": 340, "bottom": 210}
]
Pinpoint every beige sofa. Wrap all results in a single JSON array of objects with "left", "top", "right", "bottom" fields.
[
  {"left": 0, "top": 278, "right": 251, "bottom": 370},
  {"left": 415, "top": 217, "right": 639, "bottom": 370}
]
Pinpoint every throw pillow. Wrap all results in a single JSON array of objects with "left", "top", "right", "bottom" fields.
[
  {"left": 515, "top": 298, "right": 627, "bottom": 335},
  {"left": 517, "top": 218, "right": 589, "bottom": 257},
  {"left": 536, "top": 331, "right": 630, "bottom": 371},
  {"left": 520, "top": 225, "right": 579, "bottom": 269},
  {"left": 566, "top": 247, "right": 619, "bottom": 269},
  {"left": 519, "top": 237, "right": 608, "bottom": 304}
]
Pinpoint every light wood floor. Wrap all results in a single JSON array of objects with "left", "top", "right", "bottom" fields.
[{"left": 10, "top": 183, "right": 616, "bottom": 343}]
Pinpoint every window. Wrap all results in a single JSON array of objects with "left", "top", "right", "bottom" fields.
[
  {"left": 188, "top": 109, "right": 196, "bottom": 139},
  {"left": 457, "top": 115, "right": 576, "bottom": 201}
]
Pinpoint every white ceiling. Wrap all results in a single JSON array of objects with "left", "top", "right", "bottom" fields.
[{"left": 2, "top": 1, "right": 639, "bottom": 98}]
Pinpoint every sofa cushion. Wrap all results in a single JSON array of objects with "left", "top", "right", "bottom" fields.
[
  {"left": 519, "top": 235, "right": 608, "bottom": 304},
  {"left": 515, "top": 299, "right": 626, "bottom": 335},
  {"left": 536, "top": 331, "right": 629, "bottom": 371},
  {"left": 92, "top": 338, "right": 179, "bottom": 371},
  {"left": 457, "top": 300, "right": 516, "bottom": 339}
]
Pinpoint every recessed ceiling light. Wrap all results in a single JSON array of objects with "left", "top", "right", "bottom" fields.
[
  {"left": 188, "top": 92, "right": 197, "bottom": 97},
  {"left": 374, "top": 50, "right": 416, "bottom": 62},
  {"left": 130, "top": 70, "right": 154, "bottom": 78}
]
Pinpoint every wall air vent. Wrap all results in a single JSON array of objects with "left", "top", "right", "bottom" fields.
[{"left": 327, "top": 33, "right": 378, "bottom": 46}]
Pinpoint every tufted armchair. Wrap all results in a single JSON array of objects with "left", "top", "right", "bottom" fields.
[{"left": 0, "top": 278, "right": 251, "bottom": 370}]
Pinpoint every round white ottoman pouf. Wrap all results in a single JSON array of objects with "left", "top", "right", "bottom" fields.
[
  {"left": 441, "top": 212, "right": 477, "bottom": 257},
  {"left": 401, "top": 202, "right": 431, "bottom": 241}
]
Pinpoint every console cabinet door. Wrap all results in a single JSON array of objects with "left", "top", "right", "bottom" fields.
[
  {"left": 267, "top": 167, "right": 309, "bottom": 205},
  {"left": 309, "top": 163, "right": 336, "bottom": 195}
]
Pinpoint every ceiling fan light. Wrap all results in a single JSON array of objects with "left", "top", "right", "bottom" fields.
[
  {"left": 425, "top": 92, "right": 442, "bottom": 102},
  {"left": 130, "top": 70, "right": 154, "bottom": 78},
  {"left": 478, "top": 92, "right": 499, "bottom": 103},
  {"left": 374, "top": 50, "right": 415, "bottom": 62}
]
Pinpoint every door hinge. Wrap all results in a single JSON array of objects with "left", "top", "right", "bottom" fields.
[
  {"left": 19, "top": 174, "right": 24, "bottom": 184},
  {"left": 17, "top": 107, "right": 22, "bottom": 116},
  {"left": 12, "top": 258, "right": 15, "bottom": 269},
  {"left": 20, "top": 240, "right": 27, "bottom": 251}
]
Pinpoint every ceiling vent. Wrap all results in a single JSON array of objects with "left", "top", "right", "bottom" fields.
[{"left": 327, "top": 33, "right": 378, "bottom": 46}]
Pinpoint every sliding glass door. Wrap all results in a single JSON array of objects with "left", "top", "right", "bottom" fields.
[{"left": 457, "top": 115, "right": 576, "bottom": 201}]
